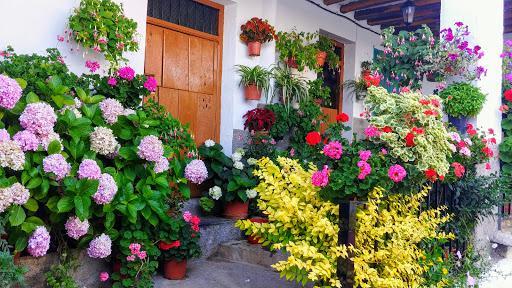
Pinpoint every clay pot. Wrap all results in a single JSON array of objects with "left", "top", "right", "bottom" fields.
[
  {"left": 245, "top": 83, "right": 263, "bottom": 100},
  {"left": 164, "top": 258, "right": 187, "bottom": 280},
  {"left": 13, "top": 251, "right": 21, "bottom": 261},
  {"left": 223, "top": 200, "right": 249, "bottom": 219},
  {"left": 317, "top": 51, "right": 327, "bottom": 67},
  {"left": 248, "top": 218, "right": 269, "bottom": 244},
  {"left": 362, "top": 70, "right": 371, "bottom": 77},
  {"left": 247, "top": 42, "right": 261, "bottom": 56}
]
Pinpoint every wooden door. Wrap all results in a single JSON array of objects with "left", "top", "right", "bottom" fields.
[
  {"left": 144, "top": 21, "right": 221, "bottom": 146},
  {"left": 319, "top": 41, "right": 344, "bottom": 134}
]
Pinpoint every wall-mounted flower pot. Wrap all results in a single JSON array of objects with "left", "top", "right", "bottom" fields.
[
  {"left": 223, "top": 200, "right": 249, "bottom": 219},
  {"left": 361, "top": 70, "right": 371, "bottom": 77},
  {"left": 317, "top": 51, "right": 327, "bottom": 67},
  {"left": 164, "top": 258, "right": 187, "bottom": 280},
  {"left": 248, "top": 42, "right": 261, "bottom": 56},
  {"left": 245, "top": 83, "right": 263, "bottom": 100},
  {"left": 448, "top": 115, "right": 469, "bottom": 133},
  {"left": 248, "top": 218, "right": 269, "bottom": 244}
]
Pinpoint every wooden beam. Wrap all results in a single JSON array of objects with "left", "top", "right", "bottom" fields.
[
  {"left": 368, "top": 9, "right": 439, "bottom": 26},
  {"left": 383, "top": 17, "right": 439, "bottom": 30},
  {"left": 323, "top": 0, "right": 344, "bottom": 5},
  {"left": 395, "top": 24, "right": 439, "bottom": 34},
  {"left": 340, "top": 0, "right": 399, "bottom": 13},
  {"left": 354, "top": 0, "right": 440, "bottom": 20}
]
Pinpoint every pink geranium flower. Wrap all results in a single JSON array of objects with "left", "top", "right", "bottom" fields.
[{"left": 388, "top": 164, "right": 406, "bottom": 182}]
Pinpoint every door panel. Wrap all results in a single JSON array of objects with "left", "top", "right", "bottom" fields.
[
  {"left": 195, "top": 93, "right": 215, "bottom": 145},
  {"left": 158, "top": 87, "right": 179, "bottom": 118},
  {"left": 145, "top": 25, "right": 163, "bottom": 85},
  {"left": 320, "top": 108, "right": 338, "bottom": 134},
  {"left": 163, "top": 29, "right": 189, "bottom": 90},
  {"left": 189, "top": 37, "right": 215, "bottom": 94},
  {"left": 178, "top": 91, "right": 197, "bottom": 137}
]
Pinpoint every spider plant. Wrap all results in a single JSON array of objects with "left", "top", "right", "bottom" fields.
[
  {"left": 271, "top": 63, "right": 309, "bottom": 111},
  {"left": 340, "top": 77, "right": 369, "bottom": 101},
  {"left": 235, "top": 65, "right": 272, "bottom": 99}
]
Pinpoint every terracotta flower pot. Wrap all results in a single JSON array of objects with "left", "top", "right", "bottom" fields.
[
  {"left": 223, "top": 200, "right": 249, "bottom": 219},
  {"left": 248, "top": 218, "right": 269, "bottom": 244},
  {"left": 245, "top": 83, "right": 263, "bottom": 100},
  {"left": 362, "top": 70, "right": 371, "bottom": 77},
  {"left": 164, "top": 258, "right": 187, "bottom": 280},
  {"left": 13, "top": 251, "right": 21, "bottom": 261},
  {"left": 247, "top": 42, "right": 261, "bottom": 56},
  {"left": 317, "top": 51, "right": 327, "bottom": 67}
]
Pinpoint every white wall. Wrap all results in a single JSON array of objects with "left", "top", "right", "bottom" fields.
[{"left": 0, "top": 0, "right": 148, "bottom": 76}]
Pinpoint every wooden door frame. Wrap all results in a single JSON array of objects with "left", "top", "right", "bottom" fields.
[
  {"left": 145, "top": 0, "right": 224, "bottom": 142},
  {"left": 332, "top": 40, "right": 344, "bottom": 114}
]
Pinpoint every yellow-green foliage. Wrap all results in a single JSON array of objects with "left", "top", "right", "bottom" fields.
[
  {"left": 366, "top": 86, "right": 452, "bottom": 176},
  {"left": 235, "top": 157, "right": 347, "bottom": 288},
  {"left": 351, "top": 186, "right": 454, "bottom": 288}
]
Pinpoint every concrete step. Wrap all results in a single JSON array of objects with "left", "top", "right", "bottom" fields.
[
  {"left": 198, "top": 217, "right": 243, "bottom": 258},
  {"left": 212, "top": 240, "right": 289, "bottom": 269},
  {"left": 489, "top": 230, "right": 512, "bottom": 259}
]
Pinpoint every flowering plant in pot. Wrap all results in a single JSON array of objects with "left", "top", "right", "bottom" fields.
[
  {"left": 313, "top": 35, "right": 340, "bottom": 69},
  {"left": 275, "top": 29, "right": 320, "bottom": 72},
  {"left": 239, "top": 17, "right": 276, "bottom": 56},
  {"left": 157, "top": 213, "right": 201, "bottom": 280},
  {"left": 67, "top": 0, "right": 139, "bottom": 68},
  {"left": 235, "top": 65, "right": 272, "bottom": 101},
  {"left": 361, "top": 60, "right": 373, "bottom": 77},
  {"left": 438, "top": 82, "right": 486, "bottom": 132},
  {"left": 243, "top": 107, "right": 276, "bottom": 132}
]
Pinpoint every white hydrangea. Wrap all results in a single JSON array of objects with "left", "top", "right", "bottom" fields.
[
  {"left": 209, "top": 186, "right": 222, "bottom": 200},
  {"left": 204, "top": 139, "right": 215, "bottom": 147},
  {"left": 231, "top": 152, "right": 242, "bottom": 162},
  {"left": 233, "top": 161, "right": 244, "bottom": 170},
  {"left": 246, "top": 189, "right": 258, "bottom": 199},
  {"left": 0, "top": 187, "right": 12, "bottom": 213},
  {"left": 234, "top": 148, "right": 245, "bottom": 156},
  {"left": 0, "top": 140, "right": 25, "bottom": 170},
  {"left": 247, "top": 158, "right": 257, "bottom": 166},
  {"left": 90, "top": 127, "right": 120, "bottom": 156}
]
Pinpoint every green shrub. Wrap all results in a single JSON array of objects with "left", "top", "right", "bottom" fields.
[{"left": 438, "top": 82, "right": 486, "bottom": 118}]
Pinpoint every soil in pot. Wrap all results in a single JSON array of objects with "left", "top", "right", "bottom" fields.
[
  {"left": 317, "top": 51, "right": 327, "bottom": 67},
  {"left": 223, "top": 200, "right": 249, "bottom": 219},
  {"left": 248, "top": 218, "right": 269, "bottom": 244},
  {"left": 247, "top": 42, "right": 261, "bottom": 56},
  {"left": 164, "top": 258, "right": 187, "bottom": 280},
  {"left": 245, "top": 83, "right": 263, "bottom": 100}
]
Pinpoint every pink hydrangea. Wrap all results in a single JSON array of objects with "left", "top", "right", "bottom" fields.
[
  {"left": 0, "top": 187, "right": 11, "bottom": 213},
  {"left": 19, "top": 102, "right": 57, "bottom": 135},
  {"left": 364, "top": 126, "right": 382, "bottom": 138},
  {"left": 100, "top": 272, "right": 109, "bottom": 282},
  {"left": 323, "top": 141, "right": 343, "bottom": 159},
  {"left": 13, "top": 130, "right": 40, "bottom": 151},
  {"left": 65, "top": 216, "right": 90, "bottom": 240},
  {"left": 42, "top": 154, "right": 71, "bottom": 180},
  {"left": 144, "top": 77, "right": 157, "bottom": 91},
  {"left": 78, "top": 159, "right": 101, "bottom": 179},
  {"left": 137, "top": 135, "right": 164, "bottom": 161},
  {"left": 129, "top": 243, "right": 141, "bottom": 255},
  {"left": 92, "top": 173, "right": 118, "bottom": 205},
  {"left": 357, "top": 161, "right": 372, "bottom": 179},
  {"left": 27, "top": 226, "right": 50, "bottom": 257},
  {"left": 311, "top": 165, "right": 331, "bottom": 187},
  {"left": 185, "top": 159, "right": 208, "bottom": 184},
  {"left": 359, "top": 150, "right": 372, "bottom": 161},
  {"left": 0, "top": 74, "right": 23, "bottom": 109},
  {"left": 118, "top": 67, "right": 135, "bottom": 81},
  {"left": 108, "top": 78, "right": 117, "bottom": 86},
  {"left": 87, "top": 233, "right": 112, "bottom": 258},
  {"left": 39, "top": 132, "right": 62, "bottom": 152},
  {"left": 99, "top": 98, "right": 124, "bottom": 124},
  {"left": 0, "top": 140, "right": 25, "bottom": 171},
  {"left": 183, "top": 211, "right": 192, "bottom": 222},
  {"left": 154, "top": 156, "right": 169, "bottom": 174},
  {"left": 9, "top": 183, "right": 29, "bottom": 205},
  {"left": 0, "top": 128, "right": 10, "bottom": 143},
  {"left": 388, "top": 164, "right": 407, "bottom": 182}
]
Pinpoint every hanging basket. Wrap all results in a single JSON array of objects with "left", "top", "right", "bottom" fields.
[
  {"left": 245, "top": 83, "right": 263, "bottom": 100},
  {"left": 247, "top": 42, "right": 261, "bottom": 56},
  {"left": 317, "top": 51, "right": 327, "bottom": 67}
]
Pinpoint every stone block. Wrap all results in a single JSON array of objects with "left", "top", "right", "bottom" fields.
[{"left": 213, "top": 240, "right": 288, "bottom": 268}]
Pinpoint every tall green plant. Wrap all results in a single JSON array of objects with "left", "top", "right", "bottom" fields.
[
  {"left": 272, "top": 64, "right": 309, "bottom": 112},
  {"left": 235, "top": 65, "right": 272, "bottom": 102}
]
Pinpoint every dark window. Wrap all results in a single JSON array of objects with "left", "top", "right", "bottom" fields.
[
  {"left": 318, "top": 45, "right": 342, "bottom": 109},
  {"left": 147, "top": 0, "right": 219, "bottom": 36}
]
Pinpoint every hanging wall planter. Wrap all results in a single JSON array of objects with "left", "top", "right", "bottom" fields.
[
  {"left": 317, "top": 51, "right": 327, "bottom": 67},
  {"left": 247, "top": 42, "right": 262, "bottom": 56},
  {"left": 245, "top": 83, "right": 263, "bottom": 100},
  {"left": 239, "top": 18, "right": 276, "bottom": 57},
  {"left": 235, "top": 65, "right": 271, "bottom": 101}
]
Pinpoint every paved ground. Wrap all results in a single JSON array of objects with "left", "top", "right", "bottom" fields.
[
  {"left": 479, "top": 258, "right": 512, "bottom": 288},
  {"left": 153, "top": 259, "right": 314, "bottom": 288}
]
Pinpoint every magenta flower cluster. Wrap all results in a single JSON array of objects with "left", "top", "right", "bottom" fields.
[
  {"left": 144, "top": 77, "right": 157, "bottom": 91},
  {"left": 311, "top": 165, "right": 332, "bottom": 187},
  {"left": 388, "top": 164, "right": 406, "bottom": 182},
  {"left": 78, "top": 159, "right": 102, "bottom": 180},
  {"left": 85, "top": 59, "right": 100, "bottom": 72},
  {"left": 184, "top": 159, "right": 208, "bottom": 184},
  {"left": 137, "top": 135, "right": 164, "bottom": 161},
  {"left": 358, "top": 150, "right": 372, "bottom": 161},
  {"left": 99, "top": 98, "right": 124, "bottom": 124},
  {"left": 364, "top": 126, "right": 382, "bottom": 138},
  {"left": 42, "top": 154, "right": 71, "bottom": 180},
  {"left": 357, "top": 161, "right": 372, "bottom": 180},
  {"left": 118, "top": 66, "right": 135, "bottom": 81},
  {"left": 0, "top": 74, "right": 23, "bottom": 109},
  {"left": 65, "top": 216, "right": 90, "bottom": 240},
  {"left": 87, "top": 233, "right": 112, "bottom": 258},
  {"left": 13, "top": 130, "right": 40, "bottom": 151},
  {"left": 323, "top": 141, "right": 343, "bottom": 159},
  {"left": 19, "top": 102, "right": 57, "bottom": 135},
  {"left": 93, "top": 173, "right": 118, "bottom": 205},
  {"left": 27, "top": 226, "right": 51, "bottom": 257}
]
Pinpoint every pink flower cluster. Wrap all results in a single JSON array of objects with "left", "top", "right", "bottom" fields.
[
  {"left": 19, "top": 102, "right": 57, "bottom": 135},
  {"left": 78, "top": 159, "right": 101, "bottom": 180},
  {"left": 126, "top": 243, "right": 146, "bottom": 261},
  {"left": 184, "top": 159, "right": 208, "bottom": 184},
  {"left": 311, "top": 165, "right": 331, "bottom": 187},
  {"left": 99, "top": 98, "right": 124, "bottom": 124},
  {"left": 0, "top": 74, "right": 23, "bottom": 109},
  {"left": 13, "top": 130, "right": 40, "bottom": 151},
  {"left": 137, "top": 135, "right": 164, "bottom": 161},
  {"left": 87, "top": 233, "right": 112, "bottom": 258},
  {"left": 27, "top": 226, "right": 51, "bottom": 257},
  {"left": 108, "top": 78, "right": 117, "bottom": 86},
  {"left": 358, "top": 150, "right": 372, "bottom": 161},
  {"left": 0, "top": 129, "right": 10, "bottom": 143},
  {"left": 144, "top": 77, "right": 157, "bottom": 92},
  {"left": 85, "top": 60, "right": 100, "bottom": 72},
  {"left": 357, "top": 161, "right": 372, "bottom": 180},
  {"left": 388, "top": 164, "right": 406, "bottom": 182},
  {"left": 364, "top": 126, "right": 382, "bottom": 138},
  {"left": 92, "top": 173, "right": 118, "bottom": 205},
  {"left": 42, "top": 154, "right": 71, "bottom": 180},
  {"left": 100, "top": 272, "right": 109, "bottom": 282},
  {"left": 323, "top": 141, "right": 343, "bottom": 159},
  {"left": 184, "top": 211, "right": 201, "bottom": 232},
  {"left": 65, "top": 216, "right": 90, "bottom": 240},
  {"left": 154, "top": 156, "right": 170, "bottom": 174},
  {"left": 118, "top": 67, "right": 135, "bottom": 81},
  {"left": 452, "top": 162, "right": 465, "bottom": 178}
]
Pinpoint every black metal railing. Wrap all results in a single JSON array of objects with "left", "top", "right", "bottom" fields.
[{"left": 498, "top": 194, "right": 512, "bottom": 230}]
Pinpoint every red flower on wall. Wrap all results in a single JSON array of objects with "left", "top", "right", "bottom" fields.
[
  {"left": 336, "top": 113, "right": 349, "bottom": 122},
  {"left": 306, "top": 132, "right": 322, "bottom": 145}
]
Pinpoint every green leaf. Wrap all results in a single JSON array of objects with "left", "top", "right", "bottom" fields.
[
  {"left": 74, "top": 195, "right": 86, "bottom": 220},
  {"left": 238, "top": 190, "right": 248, "bottom": 203},
  {"left": 49, "top": 76, "right": 62, "bottom": 89},
  {"left": 9, "top": 205, "right": 26, "bottom": 226},
  {"left": 105, "top": 212, "right": 115, "bottom": 230},
  {"left": 119, "top": 147, "right": 138, "bottom": 160},
  {"left": 21, "top": 216, "right": 45, "bottom": 233},
  {"left": 47, "top": 140, "right": 61, "bottom": 155},
  {"left": 57, "top": 196, "right": 74, "bottom": 212},
  {"left": 46, "top": 196, "right": 60, "bottom": 212},
  {"left": 81, "top": 179, "right": 100, "bottom": 197},
  {"left": 26, "top": 92, "right": 40, "bottom": 103},
  {"left": 15, "top": 78, "right": 27, "bottom": 89},
  {"left": 23, "top": 198, "right": 38, "bottom": 212},
  {"left": 227, "top": 181, "right": 239, "bottom": 192},
  {"left": 26, "top": 177, "right": 42, "bottom": 189},
  {"left": 177, "top": 182, "right": 190, "bottom": 199},
  {"left": 211, "top": 161, "right": 223, "bottom": 175},
  {"left": 78, "top": 235, "right": 94, "bottom": 249},
  {"left": 154, "top": 176, "right": 169, "bottom": 187}
]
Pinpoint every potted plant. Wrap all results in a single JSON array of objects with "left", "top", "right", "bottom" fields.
[
  {"left": 314, "top": 35, "right": 340, "bottom": 69},
  {"left": 341, "top": 75, "right": 380, "bottom": 101},
  {"left": 361, "top": 60, "right": 373, "bottom": 77},
  {"left": 243, "top": 107, "right": 276, "bottom": 132},
  {"left": 158, "top": 214, "right": 201, "bottom": 280},
  {"left": 275, "top": 29, "right": 319, "bottom": 72},
  {"left": 239, "top": 17, "right": 276, "bottom": 57},
  {"left": 438, "top": 82, "right": 486, "bottom": 132},
  {"left": 235, "top": 65, "right": 272, "bottom": 101},
  {"left": 272, "top": 64, "right": 309, "bottom": 111}
]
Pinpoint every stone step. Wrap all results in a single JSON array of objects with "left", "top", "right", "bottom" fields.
[
  {"left": 489, "top": 231, "right": 512, "bottom": 259},
  {"left": 212, "top": 240, "right": 288, "bottom": 269},
  {"left": 198, "top": 217, "right": 243, "bottom": 258}
]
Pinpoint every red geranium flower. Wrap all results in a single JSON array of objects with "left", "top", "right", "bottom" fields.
[
  {"left": 505, "top": 89, "right": 512, "bottom": 102},
  {"left": 419, "top": 99, "right": 431, "bottom": 106},
  {"left": 483, "top": 146, "right": 494, "bottom": 157},
  {"left": 306, "top": 132, "right": 322, "bottom": 145},
  {"left": 411, "top": 128, "right": 425, "bottom": 135},
  {"left": 488, "top": 128, "right": 495, "bottom": 134},
  {"left": 336, "top": 113, "right": 349, "bottom": 122},
  {"left": 467, "top": 129, "right": 477, "bottom": 136},
  {"left": 431, "top": 99, "right": 440, "bottom": 107},
  {"left": 490, "top": 137, "right": 497, "bottom": 144},
  {"left": 466, "top": 123, "right": 474, "bottom": 130},
  {"left": 425, "top": 169, "right": 437, "bottom": 180},
  {"left": 405, "top": 133, "right": 415, "bottom": 146},
  {"left": 383, "top": 126, "right": 393, "bottom": 133}
]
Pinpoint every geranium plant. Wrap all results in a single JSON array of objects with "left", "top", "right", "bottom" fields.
[
  {"left": 438, "top": 82, "right": 486, "bottom": 118},
  {"left": 243, "top": 107, "right": 275, "bottom": 132},
  {"left": 67, "top": 0, "right": 139, "bottom": 68},
  {"left": 275, "top": 29, "right": 320, "bottom": 72},
  {"left": 239, "top": 17, "right": 276, "bottom": 44},
  {"left": 157, "top": 212, "right": 201, "bottom": 262}
]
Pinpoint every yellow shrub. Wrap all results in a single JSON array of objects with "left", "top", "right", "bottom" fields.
[
  {"left": 235, "top": 157, "right": 347, "bottom": 288},
  {"left": 351, "top": 187, "right": 454, "bottom": 288}
]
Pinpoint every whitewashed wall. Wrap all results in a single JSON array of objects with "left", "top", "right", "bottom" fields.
[{"left": 0, "top": 0, "right": 148, "bottom": 76}]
